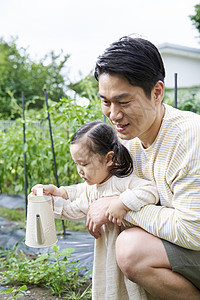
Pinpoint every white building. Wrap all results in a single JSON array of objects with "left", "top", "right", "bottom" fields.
[{"left": 158, "top": 43, "right": 200, "bottom": 89}]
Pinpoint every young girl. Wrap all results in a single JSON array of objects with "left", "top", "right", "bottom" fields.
[{"left": 31, "top": 121, "right": 159, "bottom": 300}]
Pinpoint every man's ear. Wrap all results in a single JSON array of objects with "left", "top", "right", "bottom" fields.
[
  {"left": 106, "top": 151, "right": 114, "bottom": 167},
  {"left": 152, "top": 80, "right": 164, "bottom": 105}
]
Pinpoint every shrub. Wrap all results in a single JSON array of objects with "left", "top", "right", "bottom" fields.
[{"left": 0, "top": 96, "right": 103, "bottom": 194}]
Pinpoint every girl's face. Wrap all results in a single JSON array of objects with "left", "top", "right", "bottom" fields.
[{"left": 70, "top": 140, "right": 113, "bottom": 185}]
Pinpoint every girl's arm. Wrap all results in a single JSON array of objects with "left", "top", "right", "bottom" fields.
[
  {"left": 119, "top": 175, "right": 159, "bottom": 211},
  {"left": 31, "top": 184, "right": 68, "bottom": 199},
  {"left": 31, "top": 184, "right": 89, "bottom": 221},
  {"left": 105, "top": 175, "right": 159, "bottom": 226}
]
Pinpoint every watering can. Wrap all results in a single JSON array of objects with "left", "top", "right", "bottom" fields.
[{"left": 25, "top": 188, "right": 57, "bottom": 248}]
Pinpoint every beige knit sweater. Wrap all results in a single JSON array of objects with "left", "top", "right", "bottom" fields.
[{"left": 122, "top": 104, "right": 200, "bottom": 250}]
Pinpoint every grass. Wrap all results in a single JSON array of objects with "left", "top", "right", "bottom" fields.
[
  {"left": 0, "top": 244, "right": 92, "bottom": 299},
  {"left": 0, "top": 207, "right": 25, "bottom": 222}
]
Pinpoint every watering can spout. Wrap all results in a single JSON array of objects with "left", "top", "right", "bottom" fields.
[{"left": 36, "top": 214, "right": 45, "bottom": 245}]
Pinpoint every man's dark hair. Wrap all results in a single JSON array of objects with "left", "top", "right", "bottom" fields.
[
  {"left": 71, "top": 121, "right": 133, "bottom": 177},
  {"left": 94, "top": 36, "right": 165, "bottom": 98}
]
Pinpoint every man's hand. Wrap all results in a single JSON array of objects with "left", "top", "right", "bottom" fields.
[{"left": 86, "top": 196, "right": 119, "bottom": 238}]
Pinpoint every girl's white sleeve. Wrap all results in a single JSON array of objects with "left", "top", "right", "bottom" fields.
[
  {"left": 60, "top": 182, "right": 86, "bottom": 201},
  {"left": 53, "top": 182, "right": 89, "bottom": 221},
  {"left": 119, "top": 175, "right": 159, "bottom": 211}
]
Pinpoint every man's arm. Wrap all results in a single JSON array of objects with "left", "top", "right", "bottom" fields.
[{"left": 123, "top": 172, "right": 200, "bottom": 250}]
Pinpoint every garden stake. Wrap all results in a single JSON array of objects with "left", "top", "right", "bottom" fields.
[
  {"left": 22, "top": 92, "right": 28, "bottom": 216},
  {"left": 174, "top": 73, "right": 178, "bottom": 108},
  {"left": 44, "top": 89, "right": 66, "bottom": 235}
]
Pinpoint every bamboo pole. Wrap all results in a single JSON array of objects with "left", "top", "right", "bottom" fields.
[
  {"left": 44, "top": 89, "right": 66, "bottom": 235},
  {"left": 22, "top": 92, "right": 28, "bottom": 216}
]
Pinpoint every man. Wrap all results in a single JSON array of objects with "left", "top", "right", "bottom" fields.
[{"left": 86, "top": 36, "right": 200, "bottom": 299}]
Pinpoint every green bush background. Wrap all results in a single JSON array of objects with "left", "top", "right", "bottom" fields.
[{"left": 0, "top": 94, "right": 103, "bottom": 194}]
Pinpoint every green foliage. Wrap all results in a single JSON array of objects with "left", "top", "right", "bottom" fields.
[
  {"left": 55, "top": 219, "right": 88, "bottom": 233},
  {"left": 0, "top": 93, "right": 103, "bottom": 194},
  {"left": 190, "top": 4, "right": 200, "bottom": 37},
  {"left": 0, "top": 36, "right": 70, "bottom": 119},
  {"left": 163, "top": 87, "right": 200, "bottom": 114},
  {"left": 0, "top": 285, "right": 27, "bottom": 299},
  {"left": 0, "top": 244, "right": 92, "bottom": 299},
  {"left": 68, "top": 75, "right": 98, "bottom": 101},
  {"left": 0, "top": 207, "right": 25, "bottom": 222}
]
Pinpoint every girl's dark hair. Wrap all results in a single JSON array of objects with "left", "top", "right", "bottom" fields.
[
  {"left": 94, "top": 36, "right": 165, "bottom": 98},
  {"left": 71, "top": 121, "right": 133, "bottom": 177}
]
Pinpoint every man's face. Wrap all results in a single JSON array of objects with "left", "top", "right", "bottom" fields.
[{"left": 98, "top": 73, "right": 164, "bottom": 147}]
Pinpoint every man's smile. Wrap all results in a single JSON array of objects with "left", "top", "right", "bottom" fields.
[{"left": 114, "top": 123, "right": 129, "bottom": 132}]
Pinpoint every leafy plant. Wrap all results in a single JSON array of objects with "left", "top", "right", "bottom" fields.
[
  {"left": 163, "top": 87, "right": 200, "bottom": 114},
  {"left": 0, "top": 90, "right": 103, "bottom": 195},
  {"left": 0, "top": 244, "right": 92, "bottom": 299},
  {"left": 0, "top": 285, "right": 27, "bottom": 299}
]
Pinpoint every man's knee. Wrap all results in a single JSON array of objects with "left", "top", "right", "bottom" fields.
[
  {"left": 115, "top": 227, "right": 147, "bottom": 279},
  {"left": 115, "top": 227, "right": 169, "bottom": 280}
]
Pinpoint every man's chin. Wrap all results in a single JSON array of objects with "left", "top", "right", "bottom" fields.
[{"left": 116, "top": 131, "right": 135, "bottom": 140}]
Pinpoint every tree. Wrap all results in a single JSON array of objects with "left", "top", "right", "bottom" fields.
[
  {"left": 190, "top": 4, "right": 200, "bottom": 38},
  {"left": 0, "top": 37, "right": 70, "bottom": 119}
]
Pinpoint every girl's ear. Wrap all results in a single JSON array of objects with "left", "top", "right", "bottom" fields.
[{"left": 106, "top": 151, "right": 114, "bottom": 167}]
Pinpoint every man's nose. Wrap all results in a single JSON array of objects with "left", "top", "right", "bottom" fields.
[{"left": 109, "top": 104, "right": 123, "bottom": 122}]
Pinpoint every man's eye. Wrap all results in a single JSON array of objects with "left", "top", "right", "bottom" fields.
[
  {"left": 101, "top": 99, "right": 110, "bottom": 105},
  {"left": 119, "top": 101, "right": 130, "bottom": 105}
]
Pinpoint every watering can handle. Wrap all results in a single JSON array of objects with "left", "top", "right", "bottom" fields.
[{"left": 36, "top": 214, "right": 45, "bottom": 245}]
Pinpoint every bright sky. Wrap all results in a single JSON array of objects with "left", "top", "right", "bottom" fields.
[{"left": 0, "top": 0, "right": 199, "bottom": 81}]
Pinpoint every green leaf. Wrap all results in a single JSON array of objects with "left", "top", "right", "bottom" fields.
[
  {"left": 59, "top": 248, "right": 75, "bottom": 257},
  {"left": 51, "top": 244, "right": 59, "bottom": 252},
  {"left": 0, "top": 287, "right": 15, "bottom": 294}
]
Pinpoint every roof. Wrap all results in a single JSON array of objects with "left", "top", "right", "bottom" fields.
[{"left": 157, "top": 43, "right": 200, "bottom": 59}]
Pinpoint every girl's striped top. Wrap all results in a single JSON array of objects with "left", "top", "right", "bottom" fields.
[{"left": 122, "top": 103, "right": 200, "bottom": 250}]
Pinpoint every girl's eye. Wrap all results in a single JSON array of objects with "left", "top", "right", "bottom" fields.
[{"left": 74, "top": 162, "right": 88, "bottom": 166}]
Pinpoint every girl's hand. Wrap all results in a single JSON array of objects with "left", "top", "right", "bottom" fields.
[
  {"left": 105, "top": 198, "right": 129, "bottom": 226},
  {"left": 30, "top": 184, "right": 68, "bottom": 200},
  {"left": 31, "top": 184, "right": 57, "bottom": 196}
]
